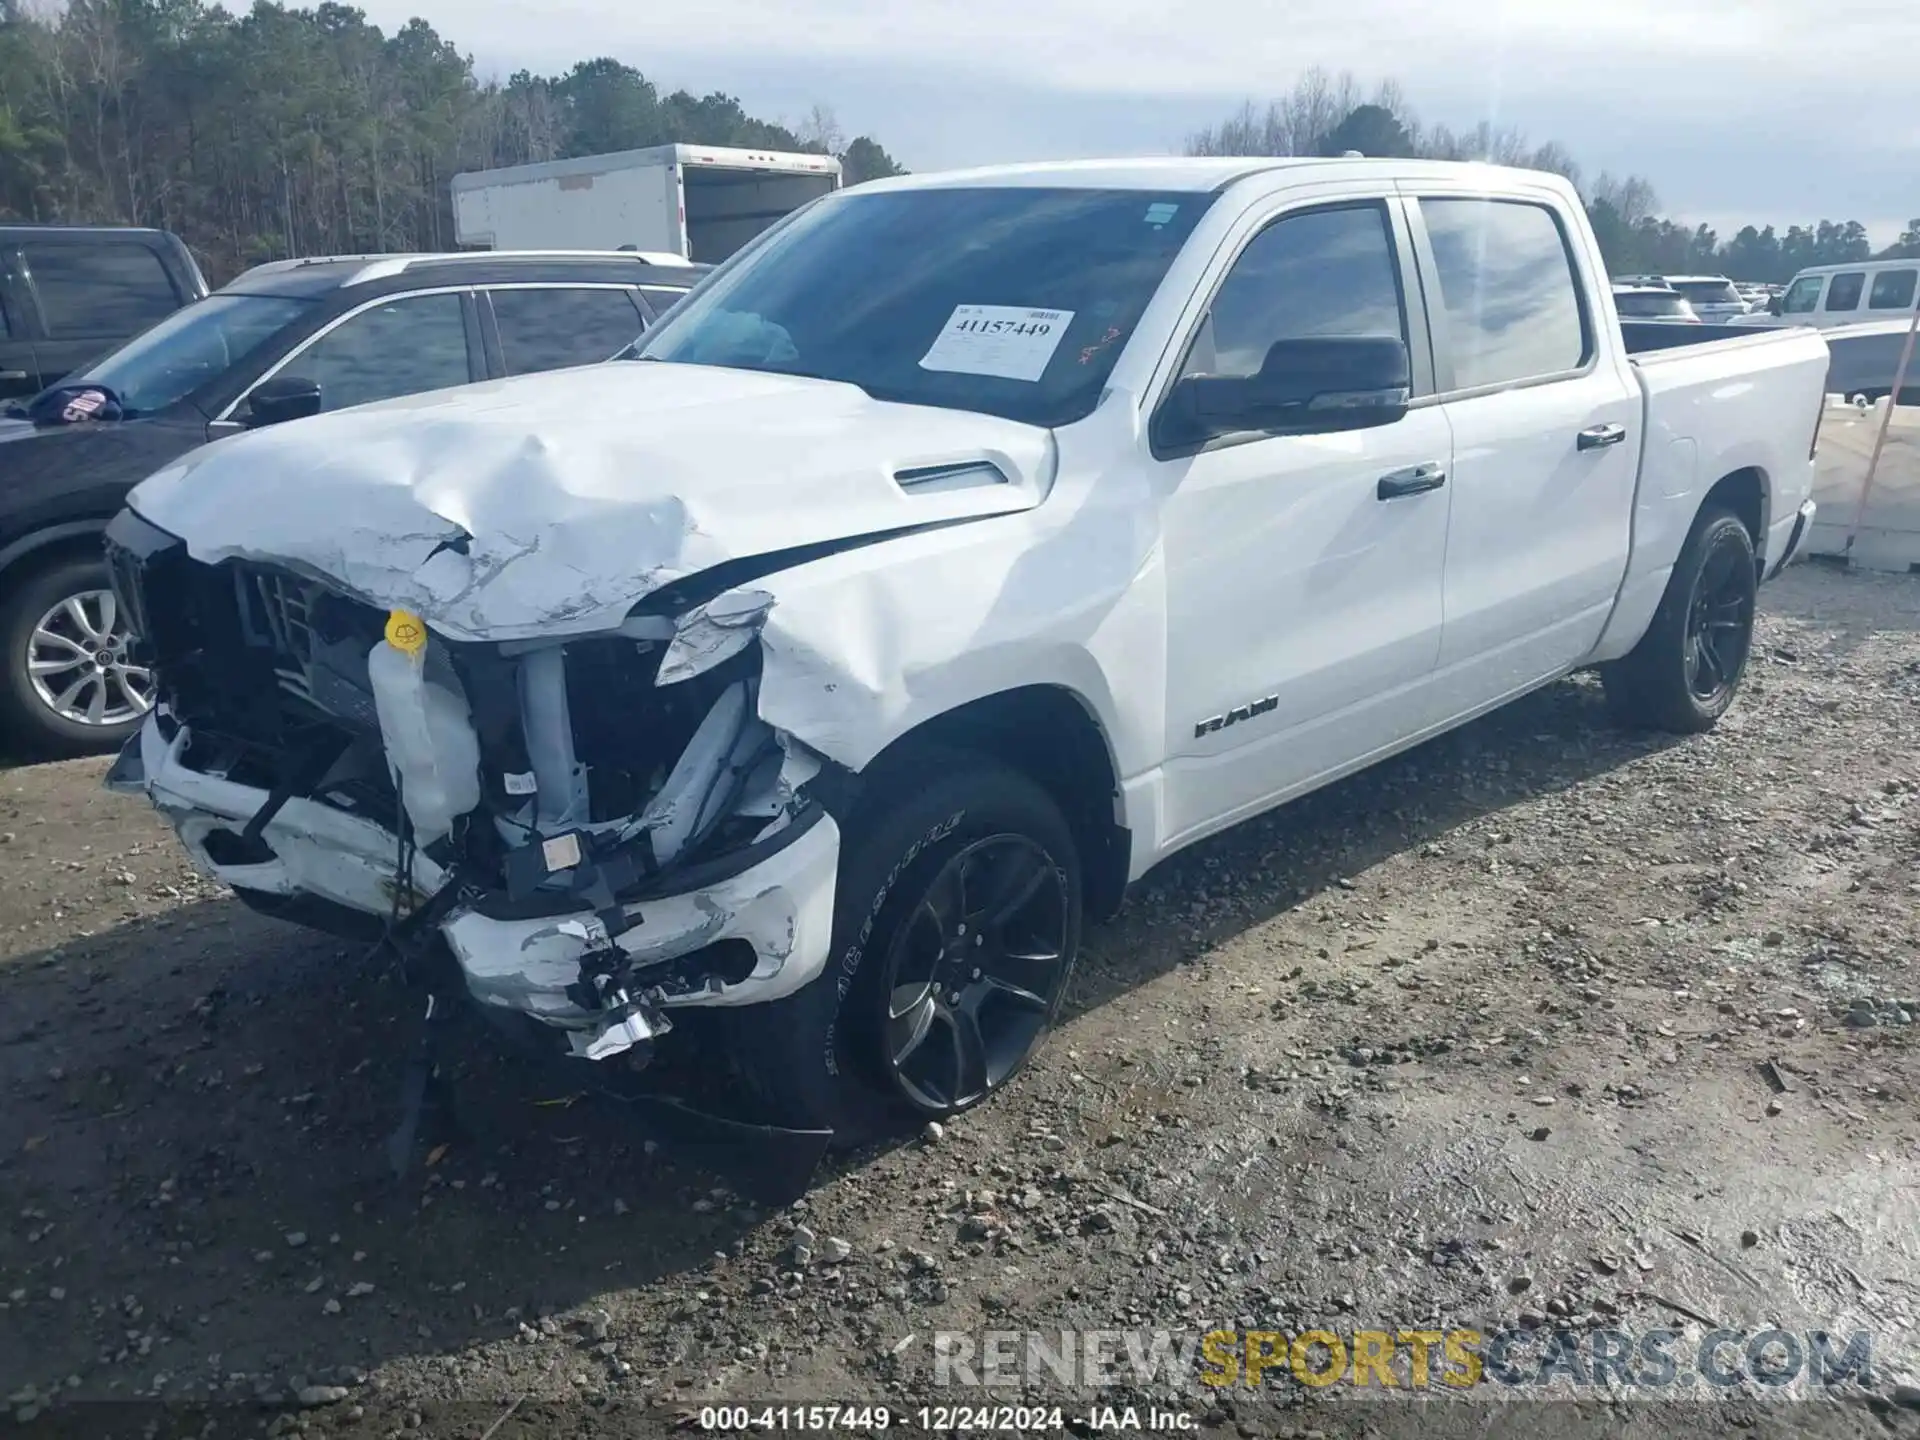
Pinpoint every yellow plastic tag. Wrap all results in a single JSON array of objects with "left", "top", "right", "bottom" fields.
[{"left": 384, "top": 609, "right": 428, "bottom": 655}]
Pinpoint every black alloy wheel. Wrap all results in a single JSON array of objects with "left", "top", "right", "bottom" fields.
[
  {"left": 880, "top": 834, "right": 1071, "bottom": 1113},
  {"left": 1684, "top": 536, "right": 1756, "bottom": 708},
  {"left": 718, "top": 749, "right": 1085, "bottom": 1144},
  {"left": 1601, "top": 506, "right": 1757, "bottom": 734}
]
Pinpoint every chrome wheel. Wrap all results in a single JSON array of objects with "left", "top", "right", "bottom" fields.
[
  {"left": 883, "top": 834, "right": 1069, "bottom": 1114},
  {"left": 27, "top": 589, "right": 153, "bottom": 728}
]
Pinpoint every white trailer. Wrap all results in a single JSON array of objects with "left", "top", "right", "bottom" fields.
[{"left": 452, "top": 144, "right": 841, "bottom": 263}]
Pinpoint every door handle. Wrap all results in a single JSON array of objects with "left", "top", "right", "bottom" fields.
[
  {"left": 1376, "top": 462, "right": 1447, "bottom": 500},
  {"left": 1577, "top": 422, "right": 1628, "bottom": 450},
  {"left": 0, "top": 371, "right": 27, "bottom": 382}
]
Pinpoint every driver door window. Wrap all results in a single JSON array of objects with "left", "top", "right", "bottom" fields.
[
  {"left": 1780, "top": 276, "right": 1823, "bottom": 315},
  {"left": 274, "top": 292, "right": 473, "bottom": 413},
  {"left": 1181, "top": 205, "right": 1408, "bottom": 379}
]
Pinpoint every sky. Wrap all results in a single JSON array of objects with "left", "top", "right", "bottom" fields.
[{"left": 358, "top": 0, "right": 1919, "bottom": 246}]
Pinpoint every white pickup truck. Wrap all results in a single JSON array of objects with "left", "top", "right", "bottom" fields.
[{"left": 105, "top": 158, "right": 1829, "bottom": 1144}]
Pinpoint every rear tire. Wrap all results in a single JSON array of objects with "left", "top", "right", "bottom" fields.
[
  {"left": 0, "top": 554, "right": 153, "bottom": 759},
  {"left": 1601, "top": 506, "right": 1757, "bottom": 734},
  {"left": 722, "top": 748, "right": 1083, "bottom": 1144}
]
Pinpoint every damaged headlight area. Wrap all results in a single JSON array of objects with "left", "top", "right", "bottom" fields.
[
  {"left": 654, "top": 588, "right": 775, "bottom": 688},
  {"left": 104, "top": 510, "right": 840, "bottom": 1065}
]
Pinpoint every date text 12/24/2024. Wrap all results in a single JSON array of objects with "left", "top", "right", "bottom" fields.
[{"left": 696, "top": 1405, "right": 1196, "bottom": 1431}]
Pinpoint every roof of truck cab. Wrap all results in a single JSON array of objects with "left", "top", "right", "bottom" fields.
[
  {"left": 219, "top": 251, "right": 707, "bottom": 299},
  {"left": 848, "top": 156, "right": 1578, "bottom": 194}
]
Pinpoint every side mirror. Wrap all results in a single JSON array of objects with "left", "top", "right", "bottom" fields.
[
  {"left": 246, "top": 375, "right": 323, "bottom": 428},
  {"left": 1766, "top": 295, "right": 1783, "bottom": 316},
  {"left": 1160, "top": 336, "right": 1410, "bottom": 448}
]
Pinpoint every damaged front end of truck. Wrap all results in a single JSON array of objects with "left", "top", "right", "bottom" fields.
[
  {"left": 94, "top": 353, "right": 1062, "bottom": 1193},
  {"left": 103, "top": 504, "right": 858, "bottom": 1091}
]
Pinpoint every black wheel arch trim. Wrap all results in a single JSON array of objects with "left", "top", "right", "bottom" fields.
[{"left": 0, "top": 518, "right": 112, "bottom": 579}]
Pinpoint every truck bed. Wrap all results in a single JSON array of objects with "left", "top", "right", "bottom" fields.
[
  {"left": 1588, "top": 320, "right": 1829, "bottom": 667},
  {"left": 1622, "top": 319, "right": 1804, "bottom": 358},
  {"left": 1626, "top": 317, "right": 1879, "bottom": 402}
]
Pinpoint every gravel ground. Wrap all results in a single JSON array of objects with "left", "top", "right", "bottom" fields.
[{"left": 1, "top": 562, "right": 1917, "bottom": 1440}]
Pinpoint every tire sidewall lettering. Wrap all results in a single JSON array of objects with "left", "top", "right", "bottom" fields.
[{"left": 821, "top": 809, "right": 965, "bottom": 1078}]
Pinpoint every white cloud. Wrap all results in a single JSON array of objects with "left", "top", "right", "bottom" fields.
[
  {"left": 354, "top": 0, "right": 1918, "bottom": 236},
  {"left": 371, "top": 0, "right": 1911, "bottom": 107}
]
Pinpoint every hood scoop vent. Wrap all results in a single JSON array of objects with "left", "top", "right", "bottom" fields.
[{"left": 892, "top": 460, "right": 1011, "bottom": 495}]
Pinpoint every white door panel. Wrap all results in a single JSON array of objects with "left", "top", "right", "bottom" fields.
[
  {"left": 1150, "top": 196, "right": 1455, "bottom": 847},
  {"left": 1160, "top": 406, "right": 1453, "bottom": 842},
  {"left": 1434, "top": 372, "right": 1639, "bottom": 695},
  {"left": 1409, "top": 193, "right": 1642, "bottom": 717}
]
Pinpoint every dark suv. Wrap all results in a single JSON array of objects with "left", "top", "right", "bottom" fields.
[
  {"left": 1, "top": 226, "right": 209, "bottom": 401},
  {"left": 0, "top": 249, "right": 707, "bottom": 755}
]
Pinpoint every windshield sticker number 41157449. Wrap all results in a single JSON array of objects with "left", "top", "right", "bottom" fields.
[{"left": 920, "top": 304, "right": 1076, "bottom": 382}]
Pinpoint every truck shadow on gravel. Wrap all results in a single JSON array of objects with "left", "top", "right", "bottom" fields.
[
  {"left": 0, "top": 673, "right": 1682, "bottom": 1399},
  {"left": 1065, "top": 672, "right": 1680, "bottom": 1018}
]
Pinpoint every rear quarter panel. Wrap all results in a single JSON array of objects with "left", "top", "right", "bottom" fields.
[{"left": 1587, "top": 328, "right": 1829, "bottom": 663}]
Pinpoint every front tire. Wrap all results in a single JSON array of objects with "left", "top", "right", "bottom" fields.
[
  {"left": 0, "top": 554, "right": 154, "bottom": 758},
  {"left": 1602, "top": 506, "right": 1757, "bottom": 734},
  {"left": 723, "top": 749, "right": 1083, "bottom": 1143}
]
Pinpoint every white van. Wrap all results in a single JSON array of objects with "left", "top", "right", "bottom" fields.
[{"left": 1733, "top": 258, "right": 1920, "bottom": 329}]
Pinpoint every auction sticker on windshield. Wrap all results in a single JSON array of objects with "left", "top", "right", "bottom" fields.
[{"left": 920, "top": 305, "right": 1075, "bottom": 382}]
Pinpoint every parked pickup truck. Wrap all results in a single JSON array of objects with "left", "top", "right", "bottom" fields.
[{"left": 103, "top": 159, "right": 1829, "bottom": 1147}]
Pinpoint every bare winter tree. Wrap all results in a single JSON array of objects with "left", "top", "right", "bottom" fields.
[
  {"left": 1179, "top": 74, "right": 1886, "bottom": 277},
  {"left": 1187, "top": 69, "right": 1406, "bottom": 158},
  {"left": 1590, "top": 171, "right": 1662, "bottom": 229},
  {"left": 1189, "top": 71, "right": 1590, "bottom": 197},
  {"left": 796, "top": 103, "right": 844, "bottom": 158}
]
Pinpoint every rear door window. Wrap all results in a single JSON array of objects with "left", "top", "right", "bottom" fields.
[
  {"left": 0, "top": 283, "right": 29, "bottom": 400},
  {"left": 639, "top": 285, "right": 692, "bottom": 321},
  {"left": 1418, "top": 198, "right": 1589, "bottom": 390},
  {"left": 1868, "top": 269, "right": 1917, "bottom": 311},
  {"left": 490, "top": 286, "right": 645, "bottom": 375},
  {"left": 1671, "top": 279, "right": 1741, "bottom": 309},
  {"left": 1824, "top": 273, "right": 1865, "bottom": 313},
  {"left": 1614, "top": 291, "right": 1692, "bottom": 319},
  {"left": 23, "top": 241, "right": 180, "bottom": 337},
  {"left": 277, "top": 292, "right": 474, "bottom": 412}
]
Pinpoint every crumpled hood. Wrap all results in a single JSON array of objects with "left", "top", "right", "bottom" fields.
[{"left": 126, "top": 361, "right": 1055, "bottom": 642}]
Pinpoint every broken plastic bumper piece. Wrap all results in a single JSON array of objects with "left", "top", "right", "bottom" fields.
[{"left": 115, "top": 714, "right": 841, "bottom": 1061}]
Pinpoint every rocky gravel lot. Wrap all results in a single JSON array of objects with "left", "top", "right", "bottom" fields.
[{"left": 1, "top": 562, "right": 1917, "bottom": 1440}]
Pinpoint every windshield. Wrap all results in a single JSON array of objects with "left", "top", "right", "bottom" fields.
[
  {"left": 1616, "top": 292, "right": 1695, "bottom": 318},
  {"left": 638, "top": 186, "right": 1215, "bottom": 427},
  {"left": 1670, "top": 280, "right": 1741, "bottom": 307},
  {"left": 75, "top": 293, "right": 312, "bottom": 415}
]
